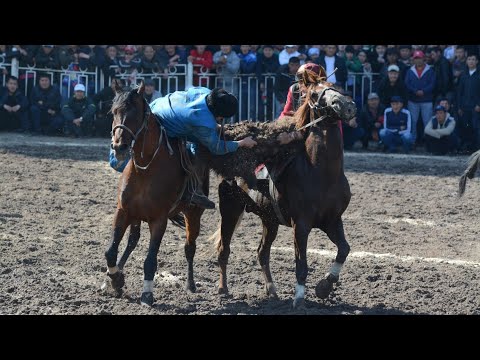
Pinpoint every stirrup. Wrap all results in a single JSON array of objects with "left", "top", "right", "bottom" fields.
[{"left": 190, "top": 192, "right": 215, "bottom": 209}]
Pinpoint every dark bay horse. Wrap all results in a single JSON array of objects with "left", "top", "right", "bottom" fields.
[
  {"left": 212, "top": 81, "right": 356, "bottom": 308},
  {"left": 106, "top": 81, "right": 206, "bottom": 306},
  {"left": 459, "top": 149, "right": 480, "bottom": 196}
]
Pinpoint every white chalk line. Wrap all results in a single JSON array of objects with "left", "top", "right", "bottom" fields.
[
  {"left": 345, "top": 151, "right": 469, "bottom": 162},
  {"left": 267, "top": 246, "right": 480, "bottom": 268}
]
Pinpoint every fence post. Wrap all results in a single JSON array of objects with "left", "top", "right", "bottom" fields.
[
  {"left": 11, "top": 57, "right": 19, "bottom": 78},
  {"left": 185, "top": 61, "right": 193, "bottom": 90}
]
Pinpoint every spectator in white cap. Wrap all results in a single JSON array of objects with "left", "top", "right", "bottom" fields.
[
  {"left": 61, "top": 83, "right": 96, "bottom": 137},
  {"left": 377, "top": 64, "right": 408, "bottom": 107},
  {"left": 307, "top": 47, "right": 320, "bottom": 63},
  {"left": 278, "top": 45, "right": 302, "bottom": 65}
]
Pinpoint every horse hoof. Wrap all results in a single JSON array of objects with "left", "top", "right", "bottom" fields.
[
  {"left": 293, "top": 298, "right": 306, "bottom": 310},
  {"left": 114, "top": 288, "right": 123, "bottom": 298},
  {"left": 108, "top": 271, "right": 125, "bottom": 291},
  {"left": 265, "top": 283, "right": 278, "bottom": 300},
  {"left": 185, "top": 281, "right": 196, "bottom": 293},
  {"left": 140, "top": 292, "right": 154, "bottom": 306},
  {"left": 315, "top": 278, "right": 334, "bottom": 299},
  {"left": 218, "top": 287, "right": 229, "bottom": 296}
]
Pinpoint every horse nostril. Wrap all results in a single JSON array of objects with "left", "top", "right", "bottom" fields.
[{"left": 110, "top": 143, "right": 114, "bottom": 149}]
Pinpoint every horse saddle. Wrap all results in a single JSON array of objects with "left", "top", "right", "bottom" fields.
[{"left": 246, "top": 157, "right": 296, "bottom": 226}]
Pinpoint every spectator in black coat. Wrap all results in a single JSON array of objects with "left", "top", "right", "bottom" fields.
[
  {"left": 377, "top": 64, "right": 409, "bottom": 107},
  {"left": 426, "top": 46, "right": 453, "bottom": 102},
  {"left": 0, "top": 76, "right": 29, "bottom": 132},
  {"left": 316, "top": 45, "right": 348, "bottom": 87},
  {"left": 456, "top": 53, "right": 480, "bottom": 151},
  {"left": 93, "top": 78, "right": 126, "bottom": 137},
  {"left": 34, "top": 45, "right": 59, "bottom": 69},
  {"left": 30, "top": 73, "right": 63, "bottom": 135},
  {"left": 256, "top": 45, "right": 280, "bottom": 121},
  {"left": 358, "top": 92, "right": 385, "bottom": 149},
  {"left": 274, "top": 56, "right": 300, "bottom": 118}
]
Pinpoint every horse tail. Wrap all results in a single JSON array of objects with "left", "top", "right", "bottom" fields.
[
  {"left": 169, "top": 213, "right": 186, "bottom": 229},
  {"left": 459, "top": 150, "right": 480, "bottom": 197},
  {"left": 209, "top": 211, "right": 245, "bottom": 253}
]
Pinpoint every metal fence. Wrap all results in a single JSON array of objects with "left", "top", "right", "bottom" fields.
[{"left": 0, "top": 56, "right": 381, "bottom": 121}]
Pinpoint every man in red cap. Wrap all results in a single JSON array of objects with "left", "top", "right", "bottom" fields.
[
  {"left": 277, "top": 62, "right": 343, "bottom": 144},
  {"left": 405, "top": 49, "right": 436, "bottom": 145}
]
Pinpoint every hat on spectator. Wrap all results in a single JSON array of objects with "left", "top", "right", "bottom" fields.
[
  {"left": 42, "top": 45, "right": 54, "bottom": 48},
  {"left": 387, "top": 64, "right": 400, "bottom": 72},
  {"left": 144, "top": 79, "right": 155, "bottom": 86},
  {"left": 390, "top": 95, "right": 403, "bottom": 103},
  {"left": 435, "top": 105, "right": 446, "bottom": 112},
  {"left": 412, "top": 50, "right": 425, "bottom": 59},
  {"left": 206, "top": 88, "right": 238, "bottom": 118},
  {"left": 367, "top": 92, "right": 379, "bottom": 100},
  {"left": 307, "top": 48, "right": 320, "bottom": 57},
  {"left": 285, "top": 45, "right": 296, "bottom": 48},
  {"left": 124, "top": 45, "right": 136, "bottom": 54},
  {"left": 74, "top": 84, "right": 86, "bottom": 92},
  {"left": 263, "top": 45, "right": 274, "bottom": 49}
]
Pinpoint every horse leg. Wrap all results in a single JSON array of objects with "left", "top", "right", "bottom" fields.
[
  {"left": 184, "top": 210, "right": 201, "bottom": 293},
  {"left": 104, "top": 208, "right": 129, "bottom": 296},
  {"left": 315, "top": 218, "right": 350, "bottom": 299},
  {"left": 117, "top": 221, "right": 141, "bottom": 271},
  {"left": 257, "top": 220, "right": 279, "bottom": 299},
  {"left": 140, "top": 217, "right": 168, "bottom": 306},
  {"left": 292, "top": 221, "right": 312, "bottom": 309},
  {"left": 217, "top": 180, "right": 245, "bottom": 295}
]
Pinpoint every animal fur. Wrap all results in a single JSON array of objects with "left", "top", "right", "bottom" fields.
[{"left": 209, "top": 117, "right": 304, "bottom": 183}]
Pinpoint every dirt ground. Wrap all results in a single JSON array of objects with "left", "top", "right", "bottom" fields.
[{"left": 0, "top": 133, "right": 479, "bottom": 315}]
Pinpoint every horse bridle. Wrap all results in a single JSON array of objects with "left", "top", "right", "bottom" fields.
[
  {"left": 297, "top": 86, "right": 342, "bottom": 131},
  {"left": 111, "top": 96, "right": 172, "bottom": 171}
]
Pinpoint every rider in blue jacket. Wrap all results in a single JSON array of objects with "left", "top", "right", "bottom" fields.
[{"left": 109, "top": 86, "right": 257, "bottom": 209}]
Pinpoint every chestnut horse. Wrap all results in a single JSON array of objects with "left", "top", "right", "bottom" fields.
[
  {"left": 212, "top": 81, "right": 356, "bottom": 308},
  {"left": 105, "top": 81, "right": 207, "bottom": 306}
]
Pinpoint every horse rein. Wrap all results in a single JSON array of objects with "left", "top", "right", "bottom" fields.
[{"left": 112, "top": 97, "right": 172, "bottom": 171}]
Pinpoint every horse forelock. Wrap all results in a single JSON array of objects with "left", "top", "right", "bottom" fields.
[
  {"left": 111, "top": 88, "right": 142, "bottom": 116},
  {"left": 294, "top": 81, "right": 338, "bottom": 130}
]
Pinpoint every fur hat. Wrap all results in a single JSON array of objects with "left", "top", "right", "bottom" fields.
[{"left": 206, "top": 88, "right": 238, "bottom": 118}]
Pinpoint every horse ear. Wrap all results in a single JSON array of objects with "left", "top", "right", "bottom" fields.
[
  {"left": 137, "top": 80, "right": 145, "bottom": 95},
  {"left": 112, "top": 78, "right": 123, "bottom": 94}
]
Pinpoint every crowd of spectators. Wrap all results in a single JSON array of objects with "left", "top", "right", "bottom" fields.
[{"left": 0, "top": 44, "right": 479, "bottom": 155}]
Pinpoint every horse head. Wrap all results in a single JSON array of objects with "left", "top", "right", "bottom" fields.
[
  {"left": 110, "top": 80, "right": 149, "bottom": 161},
  {"left": 296, "top": 81, "right": 356, "bottom": 130}
]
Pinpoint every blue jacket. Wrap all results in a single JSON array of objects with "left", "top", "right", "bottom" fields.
[
  {"left": 150, "top": 86, "right": 238, "bottom": 155},
  {"left": 404, "top": 65, "right": 436, "bottom": 103},
  {"left": 109, "top": 87, "right": 239, "bottom": 172},
  {"left": 383, "top": 107, "right": 411, "bottom": 135}
]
